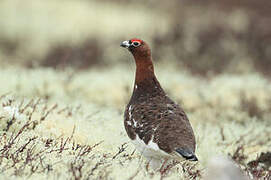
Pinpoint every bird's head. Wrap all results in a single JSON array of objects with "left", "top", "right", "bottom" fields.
[
  {"left": 120, "top": 38, "right": 151, "bottom": 59},
  {"left": 121, "top": 38, "right": 155, "bottom": 83}
]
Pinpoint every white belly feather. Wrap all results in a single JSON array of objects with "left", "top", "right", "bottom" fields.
[{"left": 131, "top": 134, "right": 170, "bottom": 159}]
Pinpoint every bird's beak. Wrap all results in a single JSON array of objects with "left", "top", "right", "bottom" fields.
[{"left": 120, "top": 40, "right": 130, "bottom": 48}]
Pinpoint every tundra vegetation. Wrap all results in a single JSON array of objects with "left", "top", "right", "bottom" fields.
[{"left": 0, "top": 0, "right": 270, "bottom": 179}]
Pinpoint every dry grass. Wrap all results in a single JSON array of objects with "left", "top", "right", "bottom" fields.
[
  {"left": 0, "top": 0, "right": 270, "bottom": 179},
  {"left": 0, "top": 66, "right": 270, "bottom": 179}
]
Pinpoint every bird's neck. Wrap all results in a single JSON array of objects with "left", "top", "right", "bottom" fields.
[
  {"left": 135, "top": 58, "right": 155, "bottom": 83},
  {"left": 132, "top": 58, "right": 165, "bottom": 97}
]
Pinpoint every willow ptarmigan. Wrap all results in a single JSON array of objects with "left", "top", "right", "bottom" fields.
[{"left": 121, "top": 38, "right": 198, "bottom": 170}]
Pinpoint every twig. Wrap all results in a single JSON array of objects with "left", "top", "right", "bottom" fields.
[{"left": 112, "top": 143, "right": 128, "bottom": 159}]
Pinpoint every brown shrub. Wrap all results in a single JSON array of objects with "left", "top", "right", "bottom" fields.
[
  {"left": 245, "top": 18, "right": 271, "bottom": 77},
  {"left": 239, "top": 93, "right": 263, "bottom": 119},
  {"left": 39, "top": 38, "right": 105, "bottom": 69},
  {"left": 150, "top": 0, "right": 271, "bottom": 77},
  {"left": 246, "top": 152, "right": 271, "bottom": 179},
  {"left": 0, "top": 37, "right": 21, "bottom": 56}
]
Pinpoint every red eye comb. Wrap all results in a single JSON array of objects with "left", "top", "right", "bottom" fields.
[{"left": 131, "top": 38, "right": 142, "bottom": 43}]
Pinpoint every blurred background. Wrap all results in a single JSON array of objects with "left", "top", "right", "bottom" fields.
[
  {"left": 0, "top": 0, "right": 270, "bottom": 179},
  {"left": 0, "top": 0, "right": 270, "bottom": 76}
]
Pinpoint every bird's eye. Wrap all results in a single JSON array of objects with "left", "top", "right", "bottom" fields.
[{"left": 132, "top": 41, "right": 140, "bottom": 47}]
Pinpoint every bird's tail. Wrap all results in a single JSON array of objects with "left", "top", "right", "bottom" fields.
[{"left": 175, "top": 148, "right": 198, "bottom": 161}]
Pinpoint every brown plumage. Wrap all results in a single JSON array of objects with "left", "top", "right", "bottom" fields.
[{"left": 121, "top": 38, "right": 197, "bottom": 170}]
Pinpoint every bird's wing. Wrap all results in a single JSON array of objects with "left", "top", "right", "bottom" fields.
[{"left": 125, "top": 97, "right": 196, "bottom": 155}]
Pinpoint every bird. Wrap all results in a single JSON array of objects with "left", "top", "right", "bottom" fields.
[{"left": 120, "top": 38, "right": 198, "bottom": 170}]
